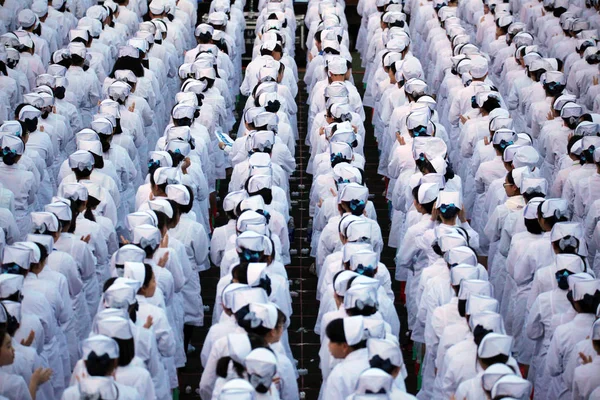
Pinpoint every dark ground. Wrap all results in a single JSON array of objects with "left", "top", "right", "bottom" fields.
[{"left": 178, "top": 6, "right": 416, "bottom": 398}]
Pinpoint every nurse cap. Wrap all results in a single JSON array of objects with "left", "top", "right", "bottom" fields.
[
  {"left": 26, "top": 234, "right": 53, "bottom": 256},
  {"left": 96, "top": 316, "right": 133, "bottom": 340},
  {"left": 333, "top": 270, "right": 359, "bottom": 296},
  {"left": 444, "top": 246, "right": 477, "bottom": 266},
  {"left": 16, "top": 241, "right": 41, "bottom": 264},
  {"left": 338, "top": 182, "right": 369, "bottom": 204},
  {"left": 68, "top": 150, "right": 95, "bottom": 171},
  {"left": 236, "top": 231, "right": 267, "bottom": 252},
  {"left": 346, "top": 220, "right": 373, "bottom": 243},
  {"left": 436, "top": 191, "right": 462, "bottom": 210},
  {"left": 355, "top": 369, "right": 394, "bottom": 395},
  {"left": 2, "top": 245, "right": 32, "bottom": 270},
  {"left": 520, "top": 177, "right": 548, "bottom": 197},
  {"left": 343, "top": 315, "right": 367, "bottom": 346},
  {"left": 153, "top": 167, "right": 181, "bottom": 186},
  {"left": 417, "top": 182, "right": 440, "bottom": 204},
  {"left": 166, "top": 184, "right": 190, "bottom": 206},
  {"left": 227, "top": 333, "right": 252, "bottom": 364},
  {"left": 126, "top": 211, "right": 158, "bottom": 231},
  {"left": 247, "top": 174, "right": 272, "bottom": 193},
  {"left": 575, "top": 121, "right": 600, "bottom": 137},
  {"left": 363, "top": 318, "right": 387, "bottom": 339},
  {"left": 550, "top": 222, "right": 584, "bottom": 243},
  {"left": 245, "top": 348, "right": 277, "bottom": 385},
  {"left": 236, "top": 210, "right": 267, "bottom": 234},
  {"left": 223, "top": 190, "right": 249, "bottom": 213},
  {"left": 450, "top": 265, "right": 480, "bottom": 286},
  {"left": 91, "top": 118, "right": 113, "bottom": 136},
  {"left": 240, "top": 195, "right": 266, "bottom": 213},
  {"left": 221, "top": 283, "right": 249, "bottom": 310},
  {"left": 540, "top": 198, "right": 569, "bottom": 219},
  {"left": 132, "top": 224, "right": 162, "bottom": 249},
  {"left": 18, "top": 9, "right": 38, "bottom": 29},
  {"left": 148, "top": 198, "right": 174, "bottom": 219},
  {"left": 115, "top": 245, "right": 146, "bottom": 266},
  {"left": 458, "top": 279, "right": 492, "bottom": 300},
  {"left": 344, "top": 283, "right": 378, "bottom": 311},
  {"left": 1, "top": 135, "right": 24, "bottom": 155},
  {"left": 30, "top": 212, "right": 60, "bottom": 233},
  {"left": 230, "top": 287, "right": 269, "bottom": 313},
  {"left": 560, "top": 102, "right": 583, "bottom": 119},
  {"left": 218, "top": 379, "right": 255, "bottom": 400},
  {"left": 0, "top": 120, "right": 23, "bottom": 137},
  {"left": 591, "top": 319, "right": 600, "bottom": 341},
  {"left": 572, "top": 279, "right": 600, "bottom": 302},
  {"left": 82, "top": 335, "right": 120, "bottom": 360},
  {"left": 469, "top": 55, "right": 489, "bottom": 78},
  {"left": 553, "top": 254, "right": 586, "bottom": 274},
  {"left": 412, "top": 136, "right": 447, "bottom": 161},
  {"left": 482, "top": 363, "right": 515, "bottom": 391},
  {"left": 172, "top": 104, "right": 195, "bottom": 120},
  {"left": 149, "top": 151, "right": 173, "bottom": 169},
  {"left": 244, "top": 302, "right": 278, "bottom": 330},
  {"left": 17, "top": 105, "right": 41, "bottom": 121},
  {"left": 466, "top": 294, "right": 499, "bottom": 315},
  {"left": 246, "top": 263, "right": 269, "bottom": 288},
  {"left": 123, "top": 261, "right": 148, "bottom": 286},
  {"left": 491, "top": 375, "right": 532, "bottom": 399},
  {"left": 44, "top": 200, "right": 72, "bottom": 222},
  {"left": 0, "top": 274, "right": 24, "bottom": 298},
  {"left": 368, "top": 337, "right": 404, "bottom": 368},
  {"left": 438, "top": 231, "right": 468, "bottom": 253},
  {"left": 511, "top": 146, "right": 540, "bottom": 168},
  {"left": 60, "top": 183, "right": 89, "bottom": 202},
  {"left": 333, "top": 163, "right": 362, "bottom": 185},
  {"left": 470, "top": 312, "right": 507, "bottom": 336}
]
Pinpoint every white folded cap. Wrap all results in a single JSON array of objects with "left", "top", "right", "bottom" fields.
[
  {"left": 91, "top": 118, "right": 113, "bottom": 136},
  {"left": 16, "top": 241, "right": 41, "bottom": 264},
  {"left": 324, "top": 82, "right": 349, "bottom": 98},
  {"left": 31, "top": 0, "right": 48, "bottom": 16},
  {"left": 221, "top": 283, "right": 248, "bottom": 310},
  {"left": 523, "top": 197, "right": 546, "bottom": 219},
  {"left": 17, "top": 105, "right": 41, "bottom": 121},
  {"left": 108, "top": 81, "right": 131, "bottom": 102},
  {"left": 165, "top": 139, "right": 191, "bottom": 156},
  {"left": 466, "top": 294, "right": 499, "bottom": 315},
  {"left": 412, "top": 137, "right": 447, "bottom": 160},
  {"left": 245, "top": 347, "right": 277, "bottom": 383},
  {"left": 438, "top": 232, "right": 468, "bottom": 253},
  {"left": 26, "top": 234, "right": 53, "bottom": 256},
  {"left": 450, "top": 265, "right": 480, "bottom": 286},
  {"left": 469, "top": 55, "right": 489, "bottom": 78},
  {"left": 333, "top": 163, "right": 362, "bottom": 185},
  {"left": 30, "top": 212, "right": 60, "bottom": 234},
  {"left": 343, "top": 315, "right": 366, "bottom": 346},
  {"left": 165, "top": 184, "right": 190, "bottom": 206},
  {"left": 18, "top": 9, "right": 38, "bottom": 29},
  {"left": 77, "top": 139, "right": 103, "bottom": 157},
  {"left": 0, "top": 274, "right": 24, "bottom": 298},
  {"left": 223, "top": 190, "right": 248, "bottom": 213},
  {"left": 208, "top": 11, "right": 228, "bottom": 25},
  {"left": 1, "top": 135, "right": 24, "bottom": 155},
  {"left": 327, "top": 56, "right": 348, "bottom": 75},
  {"left": 148, "top": 199, "right": 173, "bottom": 219},
  {"left": 553, "top": 254, "right": 586, "bottom": 274},
  {"left": 219, "top": 379, "right": 255, "bottom": 399},
  {"left": 478, "top": 333, "right": 513, "bottom": 359},
  {"left": 333, "top": 270, "right": 359, "bottom": 296},
  {"left": 230, "top": 286, "right": 269, "bottom": 312},
  {"left": 458, "top": 279, "right": 492, "bottom": 300},
  {"left": 149, "top": 0, "right": 165, "bottom": 14},
  {"left": 253, "top": 112, "right": 278, "bottom": 130},
  {"left": 355, "top": 368, "right": 394, "bottom": 395},
  {"left": 126, "top": 211, "right": 158, "bottom": 231},
  {"left": 118, "top": 45, "right": 139, "bottom": 59},
  {"left": 539, "top": 198, "right": 569, "bottom": 219},
  {"left": 482, "top": 363, "right": 515, "bottom": 391},
  {"left": 132, "top": 224, "right": 162, "bottom": 249},
  {"left": 436, "top": 191, "right": 462, "bottom": 210},
  {"left": 349, "top": 250, "right": 378, "bottom": 273},
  {"left": 404, "top": 78, "right": 428, "bottom": 96},
  {"left": 227, "top": 333, "right": 251, "bottom": 364},
  {"left": 82, "top": 335, "right": 120, "bottom": 360},
  {"left": 247, "top": 174, "right": 272, "bottom": 193},
  {"left": 550, "top": 221, "right": 584, "bottom": 243},
  {"left": 344, "top": 282, "right": 378, "bottom": 310},
  {"left": 492, "top": 128, "right": 517, "bottom": 147},
  {"left": 96, "top": 316, "right": 133, "bottom": 339},
  {"left": 0, "top": 121, "right": 23, "bottom": 137},
  {"left": 249, "top": 130, "right": 276, "bottom": 152},
  {"left": 367, "top": 337, "right": 404, "bottom": 368},
  {"left": 68, "top": 150, "right": 95, "bottom": 171},
  {"left": 60, "top": 183, "right": 89, "bottom": 202},
  {"left": 337, "top": 182, "right": 369, "bottom": 204},
  {"left": 23, "top": 92, "right": 44, "bottom": 108},
  {"left": 86, "top": 5, "right": 107, "bottom": 21},
  {"left": 560, "top": 102, "right": 584, "bottom": 119},
  {"left": 236, "top": 210, "right": 267, "bottom": 233},
  {"left": 575, "top": 121, "right": 600, "bottom": 137},
  {"left": 572, "top": 279, "right": 600, "bottom": 301},
  {"left": 153, "top": 167, "right": 181, "bottom": 186},
  {"left": 123, "top": 261, "right": 147, "bottom": 285},
  {"left": 240, "top": 196, "right": 266, "bottom": 213},
  {"left": 243, "top": 301, "right": 278, "bottom": 330},
  {"left": 591, "top": 319, "right": 600, "bottom": 341},
  {"left": 520, "top": 177, "right": 548, "bottom": 197},
  {"left": 444, "top": 246, "right": 477, "bottom": 266},
  {"left": 68, "top": 42, "right": 87, "bottom": 58},
  {"left": 345, "top": 220, "right": 373, "bottom": 243},
  {"left": 236, "top": 231, "right": 267, "bottom": 253},
  {"left": 194, "top": 23, "right": 214, "bottom": 37},
  {"left": 115, "top": 245, "right": 146, "bottom": 265},
  {"left": 2, "top": 244, "right": 32, "bottom": 269},
  {"left": 45, "top": 199, "right": 72, "bottom": 221},
  {"left": 511, "top": 146, "right": 540, "bottom": 168},
  {"left": 114, "top": 69, "right": 137, "bottom": 84},
  {"left": 491, "top": 375, "right": 532, "bottom": 399}
]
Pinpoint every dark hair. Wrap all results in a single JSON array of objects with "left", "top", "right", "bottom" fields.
[
  {"left": 115, "top": 337, "right": 135, "bottom": 366},
  {"left": 216, "top": 356, "right": 245, "bottom": 378},
  {"left": 575, "top": 290, "right": 600, "bottom": 313},
  {"left": 326, "top": 318, "right": 346, "bottom": 343},
  {"left": 479, "top": 354, "right": 510, "bottom": 369},
  {"left": 111, "top": 56, "right": 144, "bottom": 78},
  {"left": 523, "top": 192, "right": 545, "bottom": 203},
  {"left": 85, "top": 195, "right": 101, "bottom": 222},
  {"left": 482, "top": 97, "right": 501, "bottom": 113},
  {"left": 142, "top": 263, "right": 153, "bottom": 288},
  {"left": 178, "top": 185, "right": 194, "bottom": 214},
  {"left": 458, "top": 299, "right": 467, "bottom": 317},
  {"left": 473, "top": 325, "right": 493, "bottom": 346},
  {"left": 346, "top": 304, "right": 378, "bottom": 317},
  {"left": 536, "top": 202, "right": 568, "bottom": 229},
  {"left": 103, "top": 277, "right": 118, "bottom": 292},
  {"left": 524, "top": 217, "right": 543, "bottom": 234},
  {"left": 85, "top": 352, "right": 117, "bottom": 376}
]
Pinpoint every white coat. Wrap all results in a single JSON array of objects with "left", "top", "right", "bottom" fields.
[
  {"left": 572, "top": 358, "right": 600, "bottom": 400},
  {"left": 321, "top": 348, "right": 370, "bottom": 400}
]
